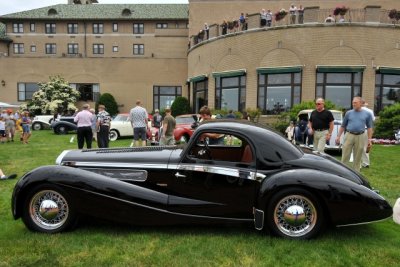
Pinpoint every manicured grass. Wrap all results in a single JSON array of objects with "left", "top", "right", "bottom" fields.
[{"left": 1, "top": 130, "right": 399, "bottom": 266}]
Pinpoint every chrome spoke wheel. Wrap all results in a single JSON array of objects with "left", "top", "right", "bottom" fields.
[
  {"left": 29, "top": 190, "right": 69, "bottom": 231},
  {"left": 273, "top": 194, "right": 317, "bottom": 238}
]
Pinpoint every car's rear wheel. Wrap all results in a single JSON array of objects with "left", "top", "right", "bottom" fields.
[
  {"left": 22, "top": 184, "right": 77, "bottom": 233},
  {"left": 109, "top": 129, "right": 119, "bottom": 141},
  {"left": 32, "top": 122, "right": 42, "bottom": 131},
  {"left": 266, "top": 188, "right": 324, "bottom": 240},
  {"left": 56, "top": 125, "right": 67, "bottom": 134}
]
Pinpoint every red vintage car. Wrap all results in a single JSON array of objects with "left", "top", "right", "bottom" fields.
[{"left": 153, "top": 114, "right": 199, "bottom": 143}]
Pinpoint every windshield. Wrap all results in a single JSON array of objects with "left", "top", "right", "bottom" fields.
[
  {"left": 113, "top": 115, "right": 128, "bottom": 122},
  {"left": 176, "top": 116, "right": 195, "bottom": 124}
]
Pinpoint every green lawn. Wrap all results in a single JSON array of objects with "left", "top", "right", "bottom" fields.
[{"left": 1, "top": 130, "right": 399, "bottom": 266}]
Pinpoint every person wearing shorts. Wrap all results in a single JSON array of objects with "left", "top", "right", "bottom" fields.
[
  {"left": 21, "top": 111, "right": 31, "bottom": 144},
  {"left": 128, "top": 100, "right": 148, "bottom": 147},
  {"left": 0, "top": 117, "right": 6, "bottom": 143}
]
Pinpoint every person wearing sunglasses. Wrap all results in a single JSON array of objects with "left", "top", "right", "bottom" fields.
[{"left": 308, "top": 98, "right": 334, "bottom": 152}]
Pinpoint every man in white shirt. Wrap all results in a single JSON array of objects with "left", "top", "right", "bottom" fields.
[
  {"left": 289, "top": 4, "right": 297, "bottom": 24},
  {"left": 361, "top": 100, "right": 375, "bottom": 168}
]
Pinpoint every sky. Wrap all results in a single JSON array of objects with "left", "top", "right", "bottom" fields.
[{"left": 0, "top": 0, "right": 189, "bottom": 16}]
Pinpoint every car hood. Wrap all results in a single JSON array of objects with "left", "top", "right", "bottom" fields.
[
  {"left": 56, "top": 146, "right": 182, "bottom": 166},
  {"left": 287, "top": 147, "right": 371, "bottom": 188}
]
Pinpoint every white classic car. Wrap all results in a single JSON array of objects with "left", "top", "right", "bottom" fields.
[
  {"left": 31, "top": 115, "right": 54, "bottom": 130},
  {"left": 296, "top": 109, "right": 344, "bottom": 152}
]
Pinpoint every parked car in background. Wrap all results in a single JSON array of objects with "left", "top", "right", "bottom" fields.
[
  {"left": 109, "top": 113, "right": 156, "bottom": 143},
  {"left": 296, "top": 109, "right": 344, "bottom": 152},
  {"left": 172, "top": 114, "right": 199, "bottom": 143},
  {"left": 12, "top": 120, "right": 392, "bottom": 239},
  {"left": 32, "top": 115, "right": 54, "bottom": 130},
  {"left": 51, "top": 117, "right": 77, "bottom": 134}
]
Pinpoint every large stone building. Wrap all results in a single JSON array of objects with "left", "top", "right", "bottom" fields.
[{"left": 1, "top": 0, "right": 400, "bottom": 116}]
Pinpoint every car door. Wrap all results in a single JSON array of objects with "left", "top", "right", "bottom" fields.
[
  {"left": 166, "top": 132, "right": 259, "bottom": 219},
  {"left": 118, "top": 115, "right": 133, "bottom": 137}
]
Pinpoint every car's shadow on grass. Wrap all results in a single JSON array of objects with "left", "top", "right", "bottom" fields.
[{"left": 75, "top": 217, "right": 384, "bottom": 241}]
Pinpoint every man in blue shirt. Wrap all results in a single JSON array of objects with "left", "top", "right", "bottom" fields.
[{"left": 335, "top": 97, "right": 373, "bottom": 172}]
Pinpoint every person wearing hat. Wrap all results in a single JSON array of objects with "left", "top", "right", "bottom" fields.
[
  {"left": 74, "top": 104, "right": 94, "bottom": 149},
  {"left": 152, "top": 109, "right": 162, "bottom": 128},
  {"left": 5, "top": 109, "right": 16, "bottom": 142},
  {"left": 96, "top": 104, "right": 111, "bottom": 148}
]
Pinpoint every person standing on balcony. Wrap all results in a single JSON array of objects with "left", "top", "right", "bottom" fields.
[
  {"left": 289, "top": 3, "right": 297, "bottom": 24},
  {"left": 298, "top": 5, "right": 304, "bottom": 24},
  {"left": 204, "top": 23, "right": 209, "bottom": 39},
  {"left": 221, "top": 20, "right": 228, "bottom": 35},
  {"left": 260, "top": 9, "right": 267, "bottom": 27},
  {"left": 266, "top": 9, "right": 273, "bottom": 27}
]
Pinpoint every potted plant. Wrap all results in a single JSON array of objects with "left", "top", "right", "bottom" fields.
[
  {"left": 333, "top": 5, "right": 348, "bottom": 16},
  {"left": 388, "top": 9, "right": 400, "bottom": 24},
  {"left": 275, "top": 8, "right": 287, "bottom": 22}
]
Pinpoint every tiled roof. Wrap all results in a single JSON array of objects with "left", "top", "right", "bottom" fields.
[{"left": 0, "top": 4, "right": 189, "bottom": 20}]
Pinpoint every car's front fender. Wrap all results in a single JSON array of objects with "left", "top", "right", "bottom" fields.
[
  {"left": 257, "top": 169, "right": 392, "bottom": 226},
  {"left": 12, "top": 165, "right": 169, "bottom": 220}
]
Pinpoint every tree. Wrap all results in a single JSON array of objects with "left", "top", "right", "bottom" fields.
[
  {"left": 374, "top": 103, "right": 400, "bottom": 139},
  {"left": 97, "top": 93, "right": 119, "bottom": 116},
  {"left": 171, "top": 96, "right": 190, "bottom": 117},
  {"left": 28, "top": 75, "right": 80, "bottom": 115}
]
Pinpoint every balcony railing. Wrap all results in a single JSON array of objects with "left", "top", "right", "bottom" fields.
[{"left": 189, "top": 7, "right": 397, "bottom": 48}]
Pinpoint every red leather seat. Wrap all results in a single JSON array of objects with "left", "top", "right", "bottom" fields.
[{"left": 241, "top": 145, "right": 253, "bottom": 163}]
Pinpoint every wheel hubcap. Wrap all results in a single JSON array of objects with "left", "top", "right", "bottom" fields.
[
  {"left": 29, "top": 190, "right": 69, "bottom": 230},
  {"left": 274, "top": 195, "right": 317, "bottom": 237}
]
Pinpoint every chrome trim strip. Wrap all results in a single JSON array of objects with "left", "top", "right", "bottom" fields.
[
  {"left": 56, "top": 150, "right": 72, "bottom": 165},
  {"left": 174, "top": 164, "right": 266, "bottom": 182},
  {"left": 336, "top": 217, "right": 392, "bottom": 227},
  {"left": 60, "top": 183, "right": 252, "bottom": 223},
  {"left": 72, "top": 162, "right": 169, "bottom": 169}
]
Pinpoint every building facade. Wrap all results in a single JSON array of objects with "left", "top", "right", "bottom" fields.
[{"left": 1, "top": 0, "right": 400, "bottom": 117}]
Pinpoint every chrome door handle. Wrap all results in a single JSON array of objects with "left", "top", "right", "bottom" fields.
[{"left": 175, "top": 172, "right": 186, "bottom": 178}]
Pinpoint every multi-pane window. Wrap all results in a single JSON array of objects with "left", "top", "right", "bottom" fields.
[
  {"left": 18, "top": 83, "right": 40, "bottom": 101},
  {"left": 93, "top": 23, "right": 104, "bottom": 34},
  {"left": 13, "top": 23, "right": 24, "bottom": 33},
  {"left": 30, "top": 23, "right": 35, "bottom": 32},
  {"left": 375, "top": 73, "right": 400, "bottom": 114},
  {"left": 156, "top": 23, "right": 168, "bottom": 29},
  {"left": 45, "top": 43, "right": 57, "bottom": 54},
  {"left": 133, "top": 23, "right": 144, "bottom": 34},
  {"left": 258, "top": 72, "right": 302, "bottom": 115},
  {"left": 215, "top": 76, "right": 246, "bottom": 112},
  {"left": 45, "top": 23, "right": 56, "bottom": 34},
  {"left": 70, "top": 83, "right": 100, "bottom": 102},
  {"left": 67, "top": 23, "right": 78, "bottom": 34},
  {"left": 153, "top": 86, "right": 182, "bottom": 110},
  {"left": 13, "top": 43, "right": 24, "bottom": 54},
  {"left": 113, "top": 23, "right": 118, "bottom": 32},
  {"left": 30, "top": 45, "right": 36, "bottom": 53},
  {"left": 316, "top": 72, "right": 362, "bottom": 111},
  {"left": 133, "top": 44, "right": 144, "bottom": 55},
  {"left": 193, "top": 80, "right": 208, "bottom": 113},
  {"left": 68, "top": 43, "right": 79, "bottom": 54},
  {"left": 93, "top": 44, "right": 104, "bottom": 54}
]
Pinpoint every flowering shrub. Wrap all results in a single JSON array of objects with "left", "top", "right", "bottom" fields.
[
  {"left": 275, "top": 9, "right": 287, "bottom": 21},
  {"left": 371, "top": 138, "right": 400, "bottom": 145},
  {"left": 388, "top": 9, "right": 400, "bottom": 21},
  {"left": 28, "top": 75, "right": 80, "bottom": 115},
  {"left": 333, "top": 5, "right": 348, "bottom": 16}
]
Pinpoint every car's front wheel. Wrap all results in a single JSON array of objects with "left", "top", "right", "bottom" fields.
[
  {"left": 22, "top": 184, "right": 77, "bottom": 233},
  {"left": 109, "top": 129, "right": 119, "bottom": 141},
  {"left": 266, "top": 188, "right": 324, "bottom": 240},
  {"left": 32, "top": 122, "right": 42, "bottom": 131}
]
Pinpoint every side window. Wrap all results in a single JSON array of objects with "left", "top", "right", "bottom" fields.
[{"left": 187, "top": 132, "right": 254, "bottom": 165}]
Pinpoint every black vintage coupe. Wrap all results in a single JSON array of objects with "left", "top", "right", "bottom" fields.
[{"left": 12, "top": 120, "right": 392, "bottom": 239}]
